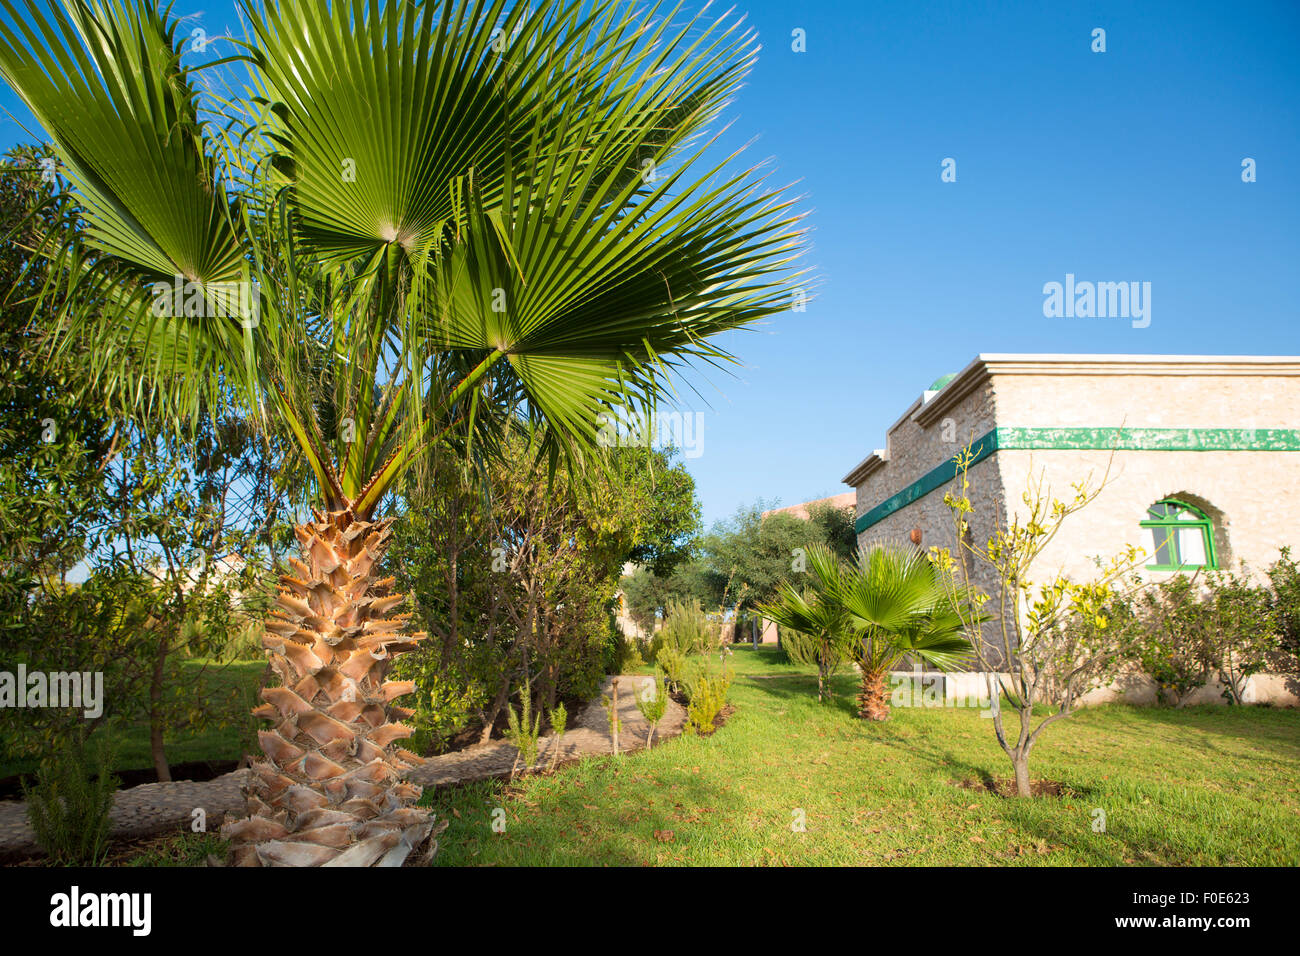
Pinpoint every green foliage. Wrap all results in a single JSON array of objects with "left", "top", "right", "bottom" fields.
[
  {"left": 603, "top": 614, "right": 644, "bottom": 674},
  {"left": 651, "top": 599, "right": 713, "bottom": 661},
  {"left": 684, "top": 659, "right": 732, "bottom": 735},
  {"left": 692, "top": 503, "right": 832, "bottom": 612},
  {"left": 806, "top": 502, "right": 858, "bottom": 561},
  {"left": 547, "top": 701, "right": 568, "bottom": 770},
  {"left": 0, "top": 145, "right": 112, "bottom": 594},
  {"left": 22, "top": 733, "right": 119, "bottom": 865},
  {"left": 393, "top": 440, "right": 701, "bottom": 746},
  {"left": 656, "top": 646, "right": 690, "bottom": 695},
  {"left": 1120, "top": 570, "right": 1279, "bottom": 705},
  {"left": 1268, "top": 548, "right": 1300, "bottom": 676},
  {"left": 404, "top": 665, "right": 487, "bottom": 755},
  {"left": 505, "top": 677, "right": 543, "bottom": 777},
  {"left": 634, "top": 673, "right": 669, "bottom": 747}
]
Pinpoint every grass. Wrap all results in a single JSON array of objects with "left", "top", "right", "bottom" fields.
[
  {"left": 420, "top": 645, "right": 1300, "bottom": 866},
  {"left": 0, "top": 659, "right": 265, "bottom": 783}
]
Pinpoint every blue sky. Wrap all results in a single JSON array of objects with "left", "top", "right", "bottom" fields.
[{"left": 3, "top": 0, "right": 1297, "bottom": 529}]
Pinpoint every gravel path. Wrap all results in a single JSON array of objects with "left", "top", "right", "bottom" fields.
[{"left": 0, "top": 675, "right": 684, "bottom": 863}]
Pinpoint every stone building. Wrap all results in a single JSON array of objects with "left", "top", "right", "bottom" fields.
[{"left": 840, "top": 353, "right": 1300, "bottom": 705}]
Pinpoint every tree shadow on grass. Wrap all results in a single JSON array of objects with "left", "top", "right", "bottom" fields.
[
  {"left": 739, "top": 669, "right": 860, "bottom": 720},
  {"left": 1103, "top": 703, "right": 1300, "bottom": 757},
  {"left": 425, "top": 743, "right": 733, "bottom": 866}
]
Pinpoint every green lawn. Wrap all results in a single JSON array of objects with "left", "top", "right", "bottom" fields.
[
  {"left": 422, "top": 645, "right": 1300, "bottom": 866},
  {"left": 0, "top": 660, "right": 265, "bottom": 783}
]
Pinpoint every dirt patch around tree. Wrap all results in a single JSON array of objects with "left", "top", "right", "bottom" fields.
[{"left": 956, "top": 776, "right": 1074, "bottom": 798}]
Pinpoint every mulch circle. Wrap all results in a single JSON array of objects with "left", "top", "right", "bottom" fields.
[{"left": 957, "top": 777, "right": 1072, "bottom": 798}]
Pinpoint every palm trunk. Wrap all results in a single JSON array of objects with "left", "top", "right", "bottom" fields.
[
  {"left": 221, "top": 509, "right": 435, "bottom": 866},
  {"left": 857, "top": 664, "right": 890, "bottom": 721}
]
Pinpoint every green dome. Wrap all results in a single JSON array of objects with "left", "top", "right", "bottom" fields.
[{"left": 927, "top": 372, "right": 956, "bottom": 392}]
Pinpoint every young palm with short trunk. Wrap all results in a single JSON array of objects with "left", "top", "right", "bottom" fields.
[
  {"left": 839, "top": 544, "right": 975, "bottom": 720},
  {"left": 0, "top": 0, "right": 804, "bottom": 864},
  {"left": 762, "top": 543, "right": 975, "bottom": 719}
]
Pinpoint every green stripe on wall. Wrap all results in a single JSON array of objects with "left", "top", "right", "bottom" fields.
[{"left": 854, "top": 427, "right": 1300, "bottom": 534}]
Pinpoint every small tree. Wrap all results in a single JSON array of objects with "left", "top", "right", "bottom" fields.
[
  {"left": 934, "top": 444, "right": 1142, "bottom": 797},
  {"left": 546, "top": 702, "right": 568, "bottom": 771},
  {"left": 505, "top": 677, "right": 542, "bottom": 780},
  {"left": 634, "top": 673, "right": 669, "bottom": 748}
]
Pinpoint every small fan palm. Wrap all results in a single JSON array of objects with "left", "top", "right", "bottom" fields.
[
  {"left": 0, "top": 0, "right": 805, "bottom": 864},
  {"left": 758, "top": 544, "right": 855, "bottom": 701},
  {"left": 838, "top": 543, "right": 976, "bottom": 720}
]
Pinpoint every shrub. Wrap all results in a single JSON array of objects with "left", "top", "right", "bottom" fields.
[
  {"left": 23, "top": 734, "right": 119, "bottom": 865},
  {"left": 634, "top": 672, "right": 669, "bottom": 747},
  {"left": 505, "top": 678, "right": 542, "bottom": 778},
  {"left": 650, "top": 599, "right": 712, "bottom": 661},
  {"left": 656, "top": 646, "right": 689, "bottom": 694},
  {"left": 1268, "top": 548, "right": 1300, "bottom": 676},
  {"left": 684, "top": 661, "right": 732, "bottom": 735},
  {"left": 1126, "top": 570, "right": 1277, "bottom": 705},
  {"left": 547, "top": 702, "right": 568, "bottom": 770}
]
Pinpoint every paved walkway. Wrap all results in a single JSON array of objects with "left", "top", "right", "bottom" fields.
[{"left": 0, "top": 675, "right": 684, "bottom": 863}]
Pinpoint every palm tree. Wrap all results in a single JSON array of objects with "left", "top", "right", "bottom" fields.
[
  {"left": 838, "top": 544, "right": 975, "bottom": 720},
  {"left": 0, "top": 0, "right": 804, "bottom": 865},
  {"left": 757, "top": 544, "right": 855, "bottom": 702}
]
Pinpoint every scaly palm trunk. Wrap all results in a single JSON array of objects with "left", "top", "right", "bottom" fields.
[
  {"left": 857, "top": 664, "right": 890, "bottom": 721},
  {"left": 221, "top": 508, "right": 436, "bottom": 866}
]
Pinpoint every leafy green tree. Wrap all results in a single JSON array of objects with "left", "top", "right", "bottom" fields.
[
  {"left": 1127, "top": 571, "right": 1277, "bottom": 706},
  {"left": 807, "top": 502, "right": 858, "bottom": 561},
  {"left": 0, "top": 0, "right": 803, "bottom": 866},
  {"left": 392, "top": 437, "right": 705, "bottom": 747},
  {"left": 0, "top": 145, "right": 112, "bottom": 593}
]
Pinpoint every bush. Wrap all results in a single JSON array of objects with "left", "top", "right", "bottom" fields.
[
  {"left": 684, "top": 660, "right": 732, "bottom": 735},
  {"left": 649, "top": 599, "right": 713, "bottom": 662},
  {"left": 634, "top": 672, "right": 669, "bottom": 747},
  {"left": 505, "top": 678, "right": 542, "bottom": 777},
  {"left": 1268, "top": 548, "right": 1300, "bottom": 676},
  {"left": 1125, "top": 570, "right": 1278, "bottom": 705},
  {"left": 656, "top": 646, "right": 689, "bottom": 694},
  {"left": 23, "top": 734, "right": 120, "bottom": 865}
]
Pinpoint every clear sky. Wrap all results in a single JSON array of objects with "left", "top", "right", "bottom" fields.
[{"left": 3, "top": 0, "right": 1297, "bottom": 529}]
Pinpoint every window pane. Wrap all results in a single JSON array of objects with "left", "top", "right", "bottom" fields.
[
  {"left": 1178, "top": 526, "right": 1207, "bottom": 566},
  {"left": 1150, "top": 526, "right": 1175, "bottom": 566}
]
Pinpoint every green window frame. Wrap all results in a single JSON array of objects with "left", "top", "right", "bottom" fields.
[{"left": 1140, "top": 499, "right": 1217, "bottom": 571}]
